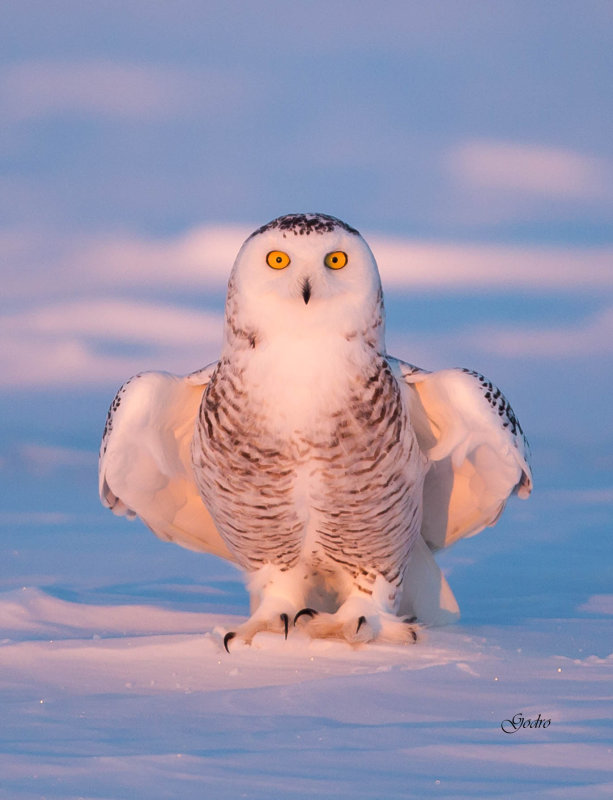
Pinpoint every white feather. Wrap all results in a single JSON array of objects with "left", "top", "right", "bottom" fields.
[{"left": 99, "top": 370, "right": 232, "bottom": 559}]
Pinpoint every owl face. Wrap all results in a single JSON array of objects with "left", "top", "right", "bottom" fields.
[{"left": 226, "top": 214, "right": 384, "bottom": 347}]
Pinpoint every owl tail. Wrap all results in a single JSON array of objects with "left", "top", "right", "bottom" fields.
[{"left": 399, "top": 534, "right": 460, "bottom": 626}]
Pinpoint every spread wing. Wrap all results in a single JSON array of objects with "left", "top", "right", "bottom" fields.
[
  {"left": 392, "top": 358, "right": 532, "bottom": 552},
  {"left": 99, "top": 364, "right": 234, "bottom": 561},
  {"left": 388, "top": 359, "right": 531, "bottom": 626}
]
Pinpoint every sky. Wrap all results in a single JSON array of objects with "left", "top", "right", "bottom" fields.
[
  {"left": 1, "top": 0, "right": 612, "bottom": 241},
  {"left": 1, "top": 1, "right": 612, "bottom": 477},
  {"left": 0, "top": 0, "right": 611, "bottom": 493}
]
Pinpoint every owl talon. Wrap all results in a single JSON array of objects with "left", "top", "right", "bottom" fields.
[
  {"left": 280, "top": 613, "right": 289, "bottom": 639},
  {"left": 223, "top": 631, "right": 236, "bottom": 653},
  {"left": 356, "top": 615, "right": 367, "bottom": 633},
  {"left": 293, "top": 608, "right": 318, "bottom": 625},
  {"left": 401, "top": 617, "right": 419, "bottom": 641}
]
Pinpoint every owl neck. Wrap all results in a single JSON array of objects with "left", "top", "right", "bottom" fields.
[
  {"left": 228, "top": 333, "right": 384, "bottom": 435},
  {"left": 222, "top": 285, "right": 386, "bottom": 357},
  {"left": 220, "top": 286, "right": 386, "bottom": 434}
]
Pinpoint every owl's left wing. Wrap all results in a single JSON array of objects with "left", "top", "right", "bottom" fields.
[
  {"left": 99, "top": 363, "right": 234, "bottom": 560},
  {"left": 390, "top": 358, "right": 532, "bottom": 553}
]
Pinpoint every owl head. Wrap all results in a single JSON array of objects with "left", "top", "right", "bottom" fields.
[{"left": 224, "top": 213, "right": 385, "bottom": 352}]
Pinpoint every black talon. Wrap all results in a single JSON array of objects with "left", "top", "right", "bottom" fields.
[
  {"left": 223, "top": 631, "right": 236, "bottom": 653},
  {"left": 280, "top": 613, "right": 289, "bottom": 639},
  {"left": 356, "top": 615, "right": 367, "bottom": 633},
  {"left": 293, "top": 608, "right": 318, "bottom": 625},
  {"left": 401, "top": 617, "right": 418, "bottom": 642}
]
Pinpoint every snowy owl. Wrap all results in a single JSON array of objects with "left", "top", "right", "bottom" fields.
[{"left": 99, "top": 213, "right": 532, "bottom": 648}]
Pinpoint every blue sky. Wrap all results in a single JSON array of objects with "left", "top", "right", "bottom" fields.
[
  {"left": 1, "top": 1, "right": 612, "bottom": 519},
  {"left": 1, "top": 1, "right": 611, "bottom": 240}
]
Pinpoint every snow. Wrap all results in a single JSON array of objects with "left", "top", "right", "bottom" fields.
[{"left": 2, "top": 577, "right": 611, "bottom": 800}]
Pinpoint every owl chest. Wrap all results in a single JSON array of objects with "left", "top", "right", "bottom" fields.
[
  {"left": 193, "top": 359, "right": 423, "bottom": 575},
  {"left": 196, "top": 356, "right": 417, "bottom": 508}
]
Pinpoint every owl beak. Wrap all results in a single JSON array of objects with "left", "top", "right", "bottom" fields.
[{"left": 302, "top": 278, "right": 312, "bottom": 305}]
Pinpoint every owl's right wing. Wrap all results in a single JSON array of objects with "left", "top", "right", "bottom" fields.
[
  {"left": 389, "top": 358, "right": 531, "bottom": 626},
  {"left": 98, "top": 365, "right": 234, "bottom": 561},
  {"left": 392, "top": 358, "right": 532, "bottom": 552}
]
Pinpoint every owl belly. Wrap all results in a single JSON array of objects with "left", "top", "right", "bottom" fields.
[
  {"left": 192, "top": 354, "right": 427, "bottom": 591},
  {"left": 304, "top": 365, "right": 426, "bottom": 594}
]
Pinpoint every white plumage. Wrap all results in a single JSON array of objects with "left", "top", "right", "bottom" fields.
[{"left": 99, "top": 213, "right": 532, "bottom": 647}]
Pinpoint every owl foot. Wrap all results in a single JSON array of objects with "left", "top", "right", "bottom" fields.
[
  {"left": 300, "top": 609, "right": 419, "bottom": 644},
  {"left": 296, "top": 586, "right": 421, "bottom": 645},
  {"left": 223, "top": 611, "right": 292, "bottom": 652},
  {"left": 220, "top": 563, "right": 309, "bottom": 651}
]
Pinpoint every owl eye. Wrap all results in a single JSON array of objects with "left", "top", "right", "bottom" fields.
[
  {"left": 324, "top": 251, "right": 347, "bottom": 270},
  {"left": 266, "top": 250, "right": 291, "bottom": 270}
]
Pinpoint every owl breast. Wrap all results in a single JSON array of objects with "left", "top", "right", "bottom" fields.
[{"left": 192, "top": 347, "right": 427, "bottom": 593}]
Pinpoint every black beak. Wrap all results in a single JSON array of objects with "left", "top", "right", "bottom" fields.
[{"left": 302, "top": 278, "right": 311, "bottom": 305}]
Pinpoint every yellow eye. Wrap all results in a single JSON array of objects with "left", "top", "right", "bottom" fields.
[
  {"left": 266, "top": 250, "right": 291, "bottom": 269},
  {"left": 324, "top": 251, "right": 347, "bottom": 270}
]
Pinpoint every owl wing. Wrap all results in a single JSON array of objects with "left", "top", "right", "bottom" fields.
[
  {"left": 98, "top": 364, "right": 234, "bottom": 561},
  {"left": 388, "top": 359, "right": 531, "bottom": 626},
  {"left": 391, "top": 358, "right": 532, "bottom": 552}
]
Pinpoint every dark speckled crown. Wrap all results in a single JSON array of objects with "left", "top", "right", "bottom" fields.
[{"left": 249, "top": 213, "right": 360, "bottom": 239}]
